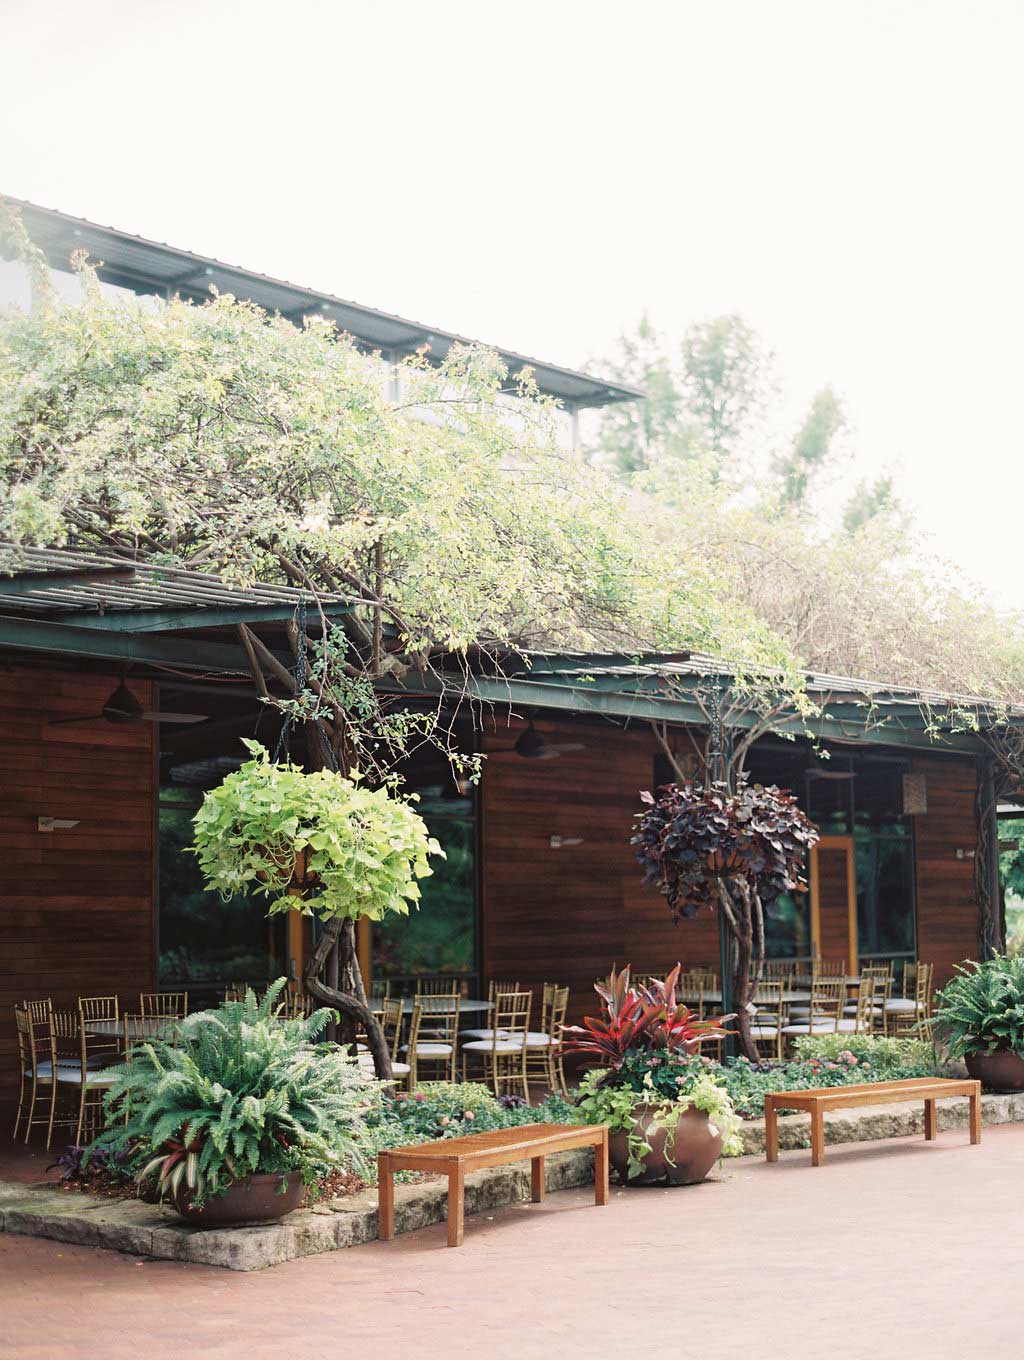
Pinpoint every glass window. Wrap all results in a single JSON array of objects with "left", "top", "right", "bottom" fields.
[
  {"left": 158, "top": 785, "right": 286, "bottom": 988},
  {"left": 855, "top": 831, "right": 915, "bottom": 960},
  {"left": 371, "top": 733, "right": 477, "bottom": 990}
]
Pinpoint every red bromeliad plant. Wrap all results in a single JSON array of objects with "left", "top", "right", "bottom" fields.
[{"left": 561, "top": 964, "right": 729, "bottom": 1068}]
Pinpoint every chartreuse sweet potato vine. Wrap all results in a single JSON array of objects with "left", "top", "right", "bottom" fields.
[{"left": 191, "top": 740, "right": 443, "bottom": 923}]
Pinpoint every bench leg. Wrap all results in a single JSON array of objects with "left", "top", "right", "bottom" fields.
[
  {"left": 924, "top": 1098, "right": 937, "bottom": 1141},
  {"left": 531, "top": 1155, "right": 546, "bottom": 1203},
  {"left": 447, "top": 1166, "right": 465, "bottom": 1248},
  {"left": 765, "top": 1099, "right": 779, "bottom": 1163},
  {"left": 969, "top": 1085, "right": 982, "bottom": 1145},
  {"left": 594, "top": 1130, "right": 609, "bottom": 1205},
  {"left": 378, "top": 1155, "right": 394, "bottom": 1241},
  {"left": 810, "top": 1107, "right": 825, "bottom": 1167}
]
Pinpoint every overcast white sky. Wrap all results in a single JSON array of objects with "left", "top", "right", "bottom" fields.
[{"left": 3, "top": 0, "right": 1023, "bottom": 604}]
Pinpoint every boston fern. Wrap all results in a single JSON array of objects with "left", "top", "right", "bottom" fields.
[
  {"left": 88, "top": 981, "right": 381, "bottom": 1206},
  {"left": 933, "top": 956, "right": 1024, "bottom": 1057}
]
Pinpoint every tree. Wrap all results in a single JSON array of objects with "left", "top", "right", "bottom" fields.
[
  {"left": 773, "top": 385, "right": 846, "bottom": 509},
  {"left": 680, "top": 314, "right": 774, "bottom": 467},
  {"left": 0, "top": 206, "right": 794, "bottom": 1069},
  {"left": 633, "top": 775, "right": 819, "bottom": 1060},
  {"left": 842, "top": 472, "right": 905, "bottom": 534},
  {"left": 586, "top": 313, "right": 774, "bottom": 479}
]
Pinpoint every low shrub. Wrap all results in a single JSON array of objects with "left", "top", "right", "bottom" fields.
[
  {"left": 718, "top": 1038, "right": 938, "bottom": 1119},
  {"left": 363, "top": 1081, "right": 579, "bottom": 1180},
  {"left": 792, "top": 1033, "right": 933, "bottom": 1075}
]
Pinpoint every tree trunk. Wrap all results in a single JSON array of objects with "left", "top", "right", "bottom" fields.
[
  {"left": 304, "top": 917, "right": 393, "bottom": 1080},
  {"left": 296, "top": 696, "right": 392, "bottom": 1078},
  {"left": 718, "top": 878, "right": 759, "bottom": 1062}
]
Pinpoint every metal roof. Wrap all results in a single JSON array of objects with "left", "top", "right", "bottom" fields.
[
  {"left": 494, "top": 648, "right": 1024, "bottom": 716},
  {"left": 0, "top": 544, "right": 351, "bottom": 627},
  {"left": 2, "top": 196, "right": 644, "bottom": 411}
]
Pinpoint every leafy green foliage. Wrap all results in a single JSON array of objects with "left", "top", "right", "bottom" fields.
[
  {"left": 362, "top": 1082, "right": 577, "bottom": 1178},
  {"left": 0, "top": 212, "right": 779, "bottom": 691},
  {"left": 716, "top": 1044, "right": 936, "bottom": 1118},
  {"left": 792, "top": 1033, "right": 933, "bottom": 1074},
  {"left": 933, "top": 956, "right": 1024, "bottom": 1057},
  {"left": 632, "top": 774, "right": 819, "bottom": 920},
  {"left": 191, "top": 741, "right": 442, "bottom": 923},
  {"left": 88, "top": 980, "right": 381, "bottom": 1204},
  {"left": 574, "top": 1059, "right": 743, "bottom": 1174}
]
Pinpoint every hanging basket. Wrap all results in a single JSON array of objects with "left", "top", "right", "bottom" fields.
[
  {"left": 255, "top": 845, "right": 320, "bottom": 894},
  {"left": 706, "top": 847, "right": 745, "bottom": 876}
]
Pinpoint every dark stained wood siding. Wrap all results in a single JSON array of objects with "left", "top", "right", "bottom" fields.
[
  {"left": 0, "top": 663, "right": 156, "bottom": 1102},
  {"left": 479, "top": 718, "right": 720, "bottom": 1023},
  {"left": 913, "top": 753, "right": 979, "bottom": 988}
]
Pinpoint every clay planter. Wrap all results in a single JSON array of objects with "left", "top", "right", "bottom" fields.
[
  {"left": 608, "top": 1101, "right": 724, "bottom": 1186},
  {"left": 965, "top": 1048, "right": 1024, "bottom": 1092},
  {"left": 172, "top": 1172, "right": 305, "bottom": 1229}
]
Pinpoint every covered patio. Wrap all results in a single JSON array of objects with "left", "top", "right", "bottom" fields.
[{"left": 1, "top": 545, "right": 1020, "bottom": 1117}]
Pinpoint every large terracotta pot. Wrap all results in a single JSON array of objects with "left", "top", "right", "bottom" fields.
[
  {"left": 172, "top": 1172, "right": 305, "bottom": 1228},
  {"left": 965, "top": 1048, "right": 1024, "bottom": 1093},
  {"left": 608, "top": 1101, "right": 724, "bottom": 1186}
]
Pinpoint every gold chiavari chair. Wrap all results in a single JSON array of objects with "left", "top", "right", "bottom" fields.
[
  {"left": 368, "top": 979, "right": 391, "bottom": 1017},
  {"left": 462, "top": 981, "right": 521, "bottom": 1040},
  {"left": 55, "top": 1003, "right": 121, "bottom": 1145},
  {"left": 379, "top": 997, "right": 412, "bottom": 1089},
  {"left": 782, "top": 976, "right": 846, "bottom": 1044},
  {"left": 402, "top": 992, "right": 460, "bottom": 1081},
  {"left": 122, "top": 1013, "right": 152, "bottom": 1052},
  {"left": 523, "top": 984, "right": 570, "bottom": 1097},
  {"left": 139, "top": 992, "right": 188, "bottom": 1020},
  {"left": 813, "top": 958, "right": 848, "bottom": 982},
  {"left": 461, "top": 990, "right": 531, "bottom": 1102},
  {"left": 748, "top": 980, "right": 784, "bottom": 1060},
  {"left": 415, "top": 977, "right": 463, "bottom": 996},
  {"left": 763, "top": 960, "right": 795, "bottom": 988},
  {"left": 888, "top": 962, "right": 934, "bottom": 1035},
  {"left": 78, "top": 996, "right": 119, "bottom": 1024},
  {"left": 13, "top": 1006, "right": 59, "bottom": 1143},
  {"left": 832, "top": 976, "right": 878, "bottom": 1035},
  {"left": 843, "top": 965, "right": 889, "bottom": 1032},
  {"left": 224, "top": 981, "right": 248, "bottom": 1003}
]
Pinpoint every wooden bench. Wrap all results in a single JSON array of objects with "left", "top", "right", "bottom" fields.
[
  {"left": 378, "top": 1122, "right": 609, "bottom": 1247},
  {"left": 764, "top": 1076, "right": 982, "bottom": 1167}
]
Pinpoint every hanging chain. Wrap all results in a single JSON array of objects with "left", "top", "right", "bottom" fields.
[{"left": 706, "top": 672, "right": 726, "bottom": 787}]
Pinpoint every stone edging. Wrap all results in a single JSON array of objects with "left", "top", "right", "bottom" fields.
[
  {"left": 0, "top": 1147, "right": 596, "bottom": 1272},
  {"left": 4, "top": 1091, "right": 1024, "bottom": 1271}
]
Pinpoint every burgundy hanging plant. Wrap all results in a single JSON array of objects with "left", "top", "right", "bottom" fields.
[{"left": 631, "top": 774, "right": 819, "bottom": 1058}]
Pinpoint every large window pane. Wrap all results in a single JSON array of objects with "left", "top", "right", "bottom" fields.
[
  {"left": 158, "top": 791, "right": 285, "bottom": 987},
  {"left": 372, "top": 811, "right": 475, "bottom": 985}
]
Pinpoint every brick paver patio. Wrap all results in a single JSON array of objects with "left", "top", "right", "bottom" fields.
[{"left": 3, "top": 1124, "right": 1024, "bottom": 1359}]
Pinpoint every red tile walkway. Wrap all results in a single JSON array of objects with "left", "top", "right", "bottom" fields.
[{"left": 2, "top": 1124, "right": 1023, "bottom": 1359}]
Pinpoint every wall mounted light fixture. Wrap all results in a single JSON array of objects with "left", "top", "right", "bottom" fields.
[{"left": 38, "top": 816, "right": 81, "bottom": 832}]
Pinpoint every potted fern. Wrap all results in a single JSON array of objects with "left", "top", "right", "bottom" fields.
[
  {"left": 88, "top": 981, "right": 381, "bottom": 1226},
  {"left": 933, "top": 955, "right": 1024, "bottom": 1091},
  {"left": 563, "top": 965, "right": 742, "bottom": 1185},
  {"left": 191, "top": 740, "right": 443, "bottom": 1076}
]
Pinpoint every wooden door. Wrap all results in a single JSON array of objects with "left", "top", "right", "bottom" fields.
[{"left": 809, "top": 836, "right": 858, "bottom": 971}]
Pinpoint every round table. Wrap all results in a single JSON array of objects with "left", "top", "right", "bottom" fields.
[
  {"left": 682, "top": 990, "right": 811, "bottom": 1007},
  {"left": 85, "top": 1018, "right": 178, "bottom": 1039},
  {"left": 388, "top": 998, "right": 493, "bottom": 1015}
]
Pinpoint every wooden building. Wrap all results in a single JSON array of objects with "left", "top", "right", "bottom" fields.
[{"left": 0, "top": 547, "right": 1009, "bottom": 1105}]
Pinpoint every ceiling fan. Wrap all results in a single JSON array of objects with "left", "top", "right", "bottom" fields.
[
  {"left": 492, "top": 719, "right": 586, "bottom": 760},
  {"left": 48, "top": 680, "right": 205, "bottom": 727}
]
